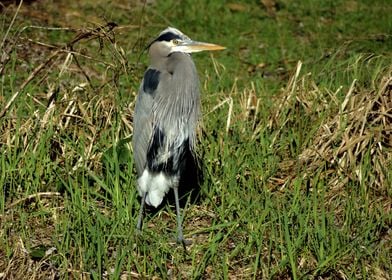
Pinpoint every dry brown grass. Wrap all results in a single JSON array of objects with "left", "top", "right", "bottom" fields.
[{"left": 263, "top": 61, "right": 392, "bottom": 198}]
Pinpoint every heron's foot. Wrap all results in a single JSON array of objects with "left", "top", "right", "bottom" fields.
[
  {"left": 177, "top": 237, "right": 192, "bottom": 248},
  {"left": 169, "top": 236, "right": 192, "bottom": 248}
]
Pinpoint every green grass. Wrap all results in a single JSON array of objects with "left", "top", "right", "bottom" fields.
[{"left": 1, "top": 0, "right": 391, "bottom": 279}]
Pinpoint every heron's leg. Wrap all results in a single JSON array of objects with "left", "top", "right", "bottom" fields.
[
  {"left": 136, "top": 192, "right": 147, "bottom": 232},
  {"left": 173, "top": 186, "right": 191, "bottom": 248},
  {"left": 173, "top": 186, "right": 184, "bottom": 243}
]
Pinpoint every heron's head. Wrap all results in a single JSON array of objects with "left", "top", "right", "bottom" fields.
[{"left": 148, "top": 27, "right": 225, "bottom": 57}]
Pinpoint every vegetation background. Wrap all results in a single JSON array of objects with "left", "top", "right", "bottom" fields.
[{"left": 0, "top": 0, "right": 391, "bottom": 279}]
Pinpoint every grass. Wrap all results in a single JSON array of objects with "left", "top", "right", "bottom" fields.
[{"left": 1, "top": 0, "right": 391, "bottom": 279}]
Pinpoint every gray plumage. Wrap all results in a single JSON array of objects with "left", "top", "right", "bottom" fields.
[
  {"left": 133, "top": 52, "right": 199, "bottom": 179},
  {"left": 132, "top": 27, "right": 224, "bottom": 246}
]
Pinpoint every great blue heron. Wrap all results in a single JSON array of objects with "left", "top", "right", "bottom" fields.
[{"left": 133, "top": 27, "right": 225, "bottom": 245}]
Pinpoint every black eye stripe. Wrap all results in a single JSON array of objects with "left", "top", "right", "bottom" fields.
[{"left": 155, "top": 32, "right": 182, "bottom": 42}]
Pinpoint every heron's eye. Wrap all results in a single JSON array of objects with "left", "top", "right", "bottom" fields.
[{"left": 172, "top": 39, "right": 180, "bottom": 45}]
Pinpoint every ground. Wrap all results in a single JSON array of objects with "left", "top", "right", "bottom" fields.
[{"left": 0, "top": 0, "right": 391, "bottom": 279}]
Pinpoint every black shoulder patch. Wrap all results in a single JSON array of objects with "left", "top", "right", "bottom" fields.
[
  {"left": 155, "top": 32, "right": 182, "bottom": 42},
  {"left": 143, "top": 69, "right": 160, "bottom": 95}
]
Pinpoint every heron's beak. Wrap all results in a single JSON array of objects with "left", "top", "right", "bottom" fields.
[{"left": 174, "top": 40, "right": 226, "bottom": 53}]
